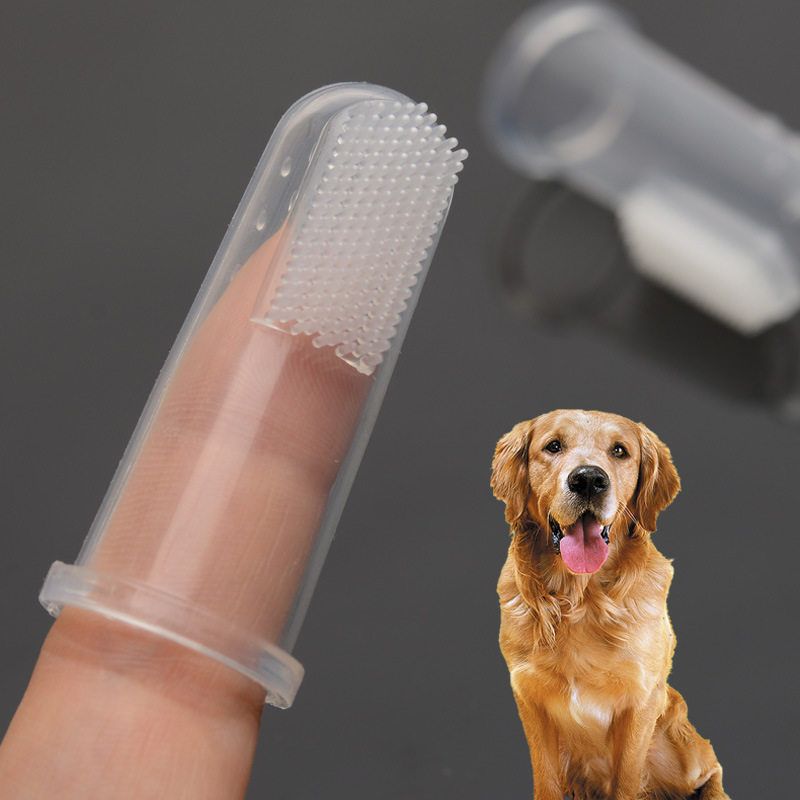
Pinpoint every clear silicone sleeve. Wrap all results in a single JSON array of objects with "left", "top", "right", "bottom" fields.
[
  {"left": 483, "top": 0, "right": 800, "bottom": 334},
  {"left": 39, "top": 83, "right": 466, "bottom": 708}
]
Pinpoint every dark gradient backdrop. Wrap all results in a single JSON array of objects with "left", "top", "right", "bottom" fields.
[{"left": 2, "top": 1, "right": 797, "bottom": 797}]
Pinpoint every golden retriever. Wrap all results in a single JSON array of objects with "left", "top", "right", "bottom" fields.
[{"left": 491, "top": 410, "right": 728, "bottom": 800}]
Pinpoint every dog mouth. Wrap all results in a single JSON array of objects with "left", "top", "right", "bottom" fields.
[{"left": 550, "top": 512, "right": 610, "bottom": 574}]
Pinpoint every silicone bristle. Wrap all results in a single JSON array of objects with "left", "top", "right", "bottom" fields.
[{"left": 264, "top": 99, "right": 467, "bottom": 375}]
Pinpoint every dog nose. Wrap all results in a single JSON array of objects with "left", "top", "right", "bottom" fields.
[{"left": 567, "top": 465, "right": 610, "bottom": 498}]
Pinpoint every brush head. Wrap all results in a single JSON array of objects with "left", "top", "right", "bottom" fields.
[
  {"left": 262, "top": 99, "right": 467, "bottom": 374},
  {"left": 619, "top": 180, "right": 800, "bottom": 335}
]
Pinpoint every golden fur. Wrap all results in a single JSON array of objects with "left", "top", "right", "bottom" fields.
[{"left": 491, "top": 410, "right": 728, "bottom": 800}]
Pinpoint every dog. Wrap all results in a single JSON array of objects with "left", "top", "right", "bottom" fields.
[{"left": 491, "top": 410, "right": 729, "bottom": 800}]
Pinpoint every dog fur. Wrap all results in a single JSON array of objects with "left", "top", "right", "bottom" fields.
[{"left": 491, "top": 410, "right": 728, "bottom": 800}]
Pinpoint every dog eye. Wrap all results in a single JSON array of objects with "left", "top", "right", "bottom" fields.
[
  {"left": 544, "top": 439, "right": 562, "bottom": 453},
  {"left": 612, "top": 443, "right": 628, "bottom": 458}
]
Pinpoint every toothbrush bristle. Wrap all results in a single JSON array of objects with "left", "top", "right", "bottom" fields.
[{"left": 264, "top": 100, "right": 467, "bottom": 375}]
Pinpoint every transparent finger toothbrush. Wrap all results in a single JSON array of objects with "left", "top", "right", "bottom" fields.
[{"left": 40, "top": 83, "right": 467, "bottom": 708}]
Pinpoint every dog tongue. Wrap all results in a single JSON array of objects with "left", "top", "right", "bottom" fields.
[{"left": 559, "top": 512, "right": 609, "bottom": 574}]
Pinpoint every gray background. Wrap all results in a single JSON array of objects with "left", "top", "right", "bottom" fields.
[{"left": 2, "top": 1, "right": 797, "bottom": 797}]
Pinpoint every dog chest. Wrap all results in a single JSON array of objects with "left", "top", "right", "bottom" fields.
[
  {"left": 564, "top": 682, "right": 614, "bottom": 730},
  {"left": 524, "top": 614, "right": 663, "bottom": 728}
]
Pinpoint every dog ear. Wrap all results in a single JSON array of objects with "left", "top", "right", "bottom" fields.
[
  {"left": 633, "top": 422, "right": 681, "bottom": 534},
  {"left": 491, "top": 420, "right": 534, "bottom": 532}
]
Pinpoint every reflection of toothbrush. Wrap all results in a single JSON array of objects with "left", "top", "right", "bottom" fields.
[{"left": 40, "top": 83, "right": 466, "bottom": 708}]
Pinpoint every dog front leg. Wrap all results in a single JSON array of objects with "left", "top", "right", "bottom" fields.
[
  {"left": 609, "top": 700, "right": 660, "bottom": 800},
  {"left": 513, "top": 691, "right": 563, "bottom": 800}
]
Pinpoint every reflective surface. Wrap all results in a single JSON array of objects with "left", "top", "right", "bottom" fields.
[
  {"left": 498, "top": 182, "right": 800, "bottom": 417},
  {"left": 2, "top": 1, "right": 798, "bottom": 797}
]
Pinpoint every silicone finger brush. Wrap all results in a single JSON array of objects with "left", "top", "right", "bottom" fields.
[
  {"left": 483, "top": 0, "right": 800, "bottom": 334},
  {"left": 40, "top": 83, "right": 467, "bottom": 708}
]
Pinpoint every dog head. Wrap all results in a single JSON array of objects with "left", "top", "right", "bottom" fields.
[{"left": 491, "top": 409, "right": 680, "bottom": 574}]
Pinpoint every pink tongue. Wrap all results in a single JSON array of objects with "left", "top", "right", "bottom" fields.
[{"left": 559, "top": 513, "right": 609, "bottom": 574}]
